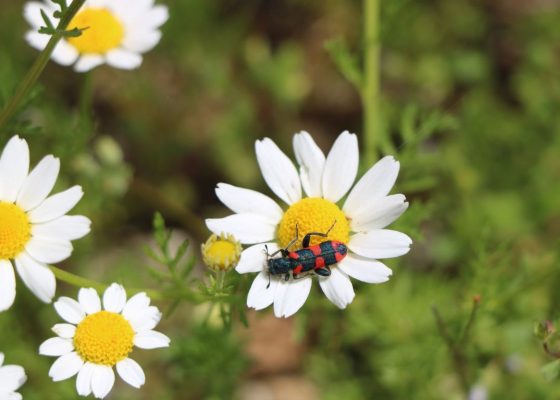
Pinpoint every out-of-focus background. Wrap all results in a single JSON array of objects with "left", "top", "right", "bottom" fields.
[{"left": 1, "top": 0, "right": 560, "bottom": 399}]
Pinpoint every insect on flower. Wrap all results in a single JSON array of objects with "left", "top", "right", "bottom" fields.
[{"left": 265, "top": 221, "right": 348, "bottom": 286}]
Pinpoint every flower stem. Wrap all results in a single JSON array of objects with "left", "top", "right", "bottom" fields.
[
  {"left": 362, "top": 0, "right": 381, "bottom": 165},
  {"left": 49, "top": 265, "right": 225, "bottom": 304},
  {"left": 0, "top": 0, "right": 87, "bottom": 132},
  {"left": 432, "top": 305, "right": 471, "bottom": 393},
  {"left": 49, "top": 265, "right": 106, "bottom": 292}
]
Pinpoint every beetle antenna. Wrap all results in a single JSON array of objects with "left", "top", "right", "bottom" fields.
[{"left": 326, "top": 219, "right": 337, "bottom": 235}]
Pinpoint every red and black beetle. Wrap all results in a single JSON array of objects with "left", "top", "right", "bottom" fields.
[{"left": 266, "top": 222, "right": 348, "bottom": 285}]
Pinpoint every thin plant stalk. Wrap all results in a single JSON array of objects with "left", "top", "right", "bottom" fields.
[
  {"left": 362, "top": 0, "right": 381, "bottom": 165},
  {"left": 0, "top": 0, "right": 87, "bottom": 132}
]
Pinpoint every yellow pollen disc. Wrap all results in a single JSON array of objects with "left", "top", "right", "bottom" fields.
[
  {"left": 67, "top": 8, "right": 124, "bottom": 54},
  {"left": 278, "top": 198, "right": 350, "bottom": 248},
  {"left": 201, "top": 233, "right": 242, "bottom": 272},
  {"left": 0, "top": 202, "right": 31, "bottom": 260},
  {"left": 74, "top": 311, "right": 134, "bottom": 366}
]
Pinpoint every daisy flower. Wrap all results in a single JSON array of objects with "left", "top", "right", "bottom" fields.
[
  {"left": 0, "top": 353, "right": 27, "bottom": 400},
  {"left": 0, "top": 135, "right": 90, "bottom": 312},
  {"left": 206, "top": 131, "right": 412, "bottom": 318},
  {"left": 39, "top": 283, "right": 170, "bottom": 399},
  {"left": 24, "top": 0, "right": 169, "bottom": 72}
]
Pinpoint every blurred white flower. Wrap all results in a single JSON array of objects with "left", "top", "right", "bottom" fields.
[
  {"left": 0, "top": 135, "right": 90, "bottom": 312},
  {"left": 468, "top": 384, "right": 488, "bottom": 400},
  {"left": 206, "top": 131, "right": 411, "bottom": 318},
  {"left": 39, "top": 283, "right": 170, "bottom": 399},
  {"left": 24, "top": 0, "right": 169, "bottom": 72},
  {"left": 0, "top": 353, "right": 27, "bottom": 400}
]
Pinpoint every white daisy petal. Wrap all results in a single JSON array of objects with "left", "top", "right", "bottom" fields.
[
  {"left": 102, "top": 283, "right": 127, "bottom": 313},
  {"left": 0, "top": 353, "right": 4, "bottom": 366},
  {"left": 0, "top": 365, "right": 27, "bottom": 392},
  {"left": 318, "top": 268, "right": 355, "bottom": 309},
  {"left": 206, "top": 214, "right": 276, "bottom": 244},
  {"left": 133, "top": 330, "right": 170, "bottom": 349},
  {"left": 122, "top": 292, "right": 150, "bottom": 319},
  {"left": 343, "top": 156, "right": 400, "bottom": 216},
  {"left": 28, "top": 186, "right": 84, "bottom": 224},
  {"left": 1, "top": 393, "right": 22, "bottom": 400},
  {"left": 50, "top": 40, "right": 79, "bottom": 66},
  {"left": 49, "top": 352, "right": 83, "bottom": 382},
  {"left": 215, "top": 183, "right": 284, "bottom": 224},
  {"left": 23, "top": 1, "right": 55, "bottom": 27},
  {"left": 91, "top": 365, "right": 115, "bottom": 399},
  {"left": 52, "top": 323, "right": 76, "bottom": 339},
  {"left": 74, "top": 55, "right": 105, "bottom": 73},
  {"left": 321, "top": 131, "right": 359, "bottom": 202},
  {"left": 349, "top": 229, "right": 412, "bottom": 259},
  {"left": 116, "top": 358, "right": 145, "bottom": 389},
  {"left": 16, "top": 155, "right": 60, "bottom": 211},
  {"left": 106, "top": 49, "right": 143, "bottom": 70},
  {"left": 54, "top": 297, "right": 85, "bottom": 324},
  {"left": 127, "top": 306, "right": 162, "bottom": 332},
  {"left": 76, "top": 362, "right": 95, "bottom": 396},
  {"left": 25, "top": 31, "right": 49, "bottom": 51},
  {"left": 247, "top": 271, "right": 277, "bottom": 310},
  {"left": 143, "top": 5, "right": 169, "bottom": 28},
  {"left": 293, "top": 131, "right": 326, "bottom": 197},
  {"left": 32, "top": 215, "right": 91, "bottom": 242},
  {"left": 123, "top": 30, "right": 162, "bottom": 53},
  {"left": 236, "top": 242, "right": 278, "bottom": 274},
  {"left": 338, "top": 253, "right": 392, "bottom": 284},
  {"left": 78, "top": 288, "right": 101, "bottom": 315},
  {"left": 255, "top": 138, "right": 302, "bottom": 205},
  {"left": 273, "top": 277, "right": 312, "bottom": 318},
  {"left": 349, "top": 194, "right": 409, "bottom": 232},
  {"left": 0, "top": 136, "right": 29, "bottom": 203},
  {"left": 0, "top": 260, "right": 16, "bottom": 312},
  {"left": 24, "top": 236, "right": 73, "bottom": 264},
  {"left": 39, "top": 337, "right": 74, "bottom": 356},
  {"left": 14, "top": 252, "right": 56, "bottom": 303}
]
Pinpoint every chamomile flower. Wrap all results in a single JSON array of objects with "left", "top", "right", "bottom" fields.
[
  {"left": 24, "top": 0, "right": 169, "bottom": 72},
  {"left": 0, "top": 353, "right": 27, "bottom": 400},
  {"left": 0, "top": 135, "right": 90, "bottom": 312},
  {"left": 206, "top": 131, "right": 412, "bottom": 318},
  {"left": 39, "top": 283, "right": 170, "bottom": 399}
]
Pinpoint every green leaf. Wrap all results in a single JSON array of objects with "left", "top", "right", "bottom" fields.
[
  {"left": 542, "top": 359, "right": 560, "bottom": 381},
  {"left": 325, "top": 38, "right": 362, "bottom": 88}
]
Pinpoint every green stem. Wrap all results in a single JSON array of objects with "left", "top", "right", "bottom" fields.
[
  {"left": 0, "top": 0, "right": 87, "bottom": 132},
  {"left": 362, "top": 0, "right": 381, "bottom": 165},
  {"left": 460, "top": 296, "right": 481, "bottom": 345},
  {"left": 49, "top": 265, "right": 227, "bottom": 304},
  {"left": 432, "top": 305, "right": 470, "bottom": 394},
  {"left": 49, "top": 265, "right": 106, "bottom": 292},
  {"left": 49, "top": 265, "right": 164, "bottom": 300}
]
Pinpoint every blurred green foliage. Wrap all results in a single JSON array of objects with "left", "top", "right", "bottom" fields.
[{"left": 1, "top": 0, "right": 560, "bottom": 399}]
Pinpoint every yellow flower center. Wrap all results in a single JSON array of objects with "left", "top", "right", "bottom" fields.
[
  {"left": 0, "top": 202, "right": 31, "bottom": 260},
  {"left": 278, "top": 198, "right": 350, "bottom": 248},
  {"left": 73, "top": 311, "right": 134, "bottom": 366},
  {"left": 67, "top": 8, "right": 124, "bottom": 54},
  {"left": 201, "top": 233, "right": 242, "bottom": 271}
]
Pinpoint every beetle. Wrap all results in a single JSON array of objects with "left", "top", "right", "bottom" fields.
[{"left": 265, "top": 222, "right": 348, "bottom": 286}]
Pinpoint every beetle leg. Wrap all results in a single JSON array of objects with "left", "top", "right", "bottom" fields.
[
  {"left": 302, "top": 220, "right": 338, "bottom": 247},
  {"left": 314, "top": 266, "right": 332, "bottom": 277},
  {"left": 266, "top": 273, "right": 271, "bottom": 289},
  {"left": 302, "top": 231, "right": 327, "bottom": 248},
  {"left": 267, "top": 247, "right": 289, "bottom": 258}
]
